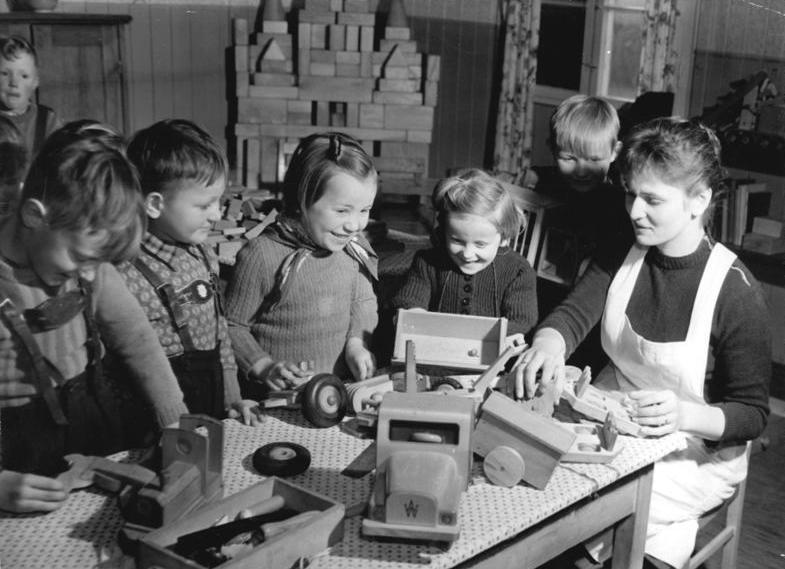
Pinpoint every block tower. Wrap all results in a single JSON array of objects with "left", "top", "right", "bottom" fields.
[{"left": 231, "top": 0, "right": 440, "bottom": 196}]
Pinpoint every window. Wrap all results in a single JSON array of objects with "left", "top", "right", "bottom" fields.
[{"left": 536, "top": 0, "right": 647, "bottom": 104}]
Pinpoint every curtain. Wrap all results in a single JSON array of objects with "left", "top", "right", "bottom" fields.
[
  {"left": 638, "top": 0, "right": 680, "bottom": 94},
  {"left": 492, "top": 0, "right": 541, "bottom": 186}
]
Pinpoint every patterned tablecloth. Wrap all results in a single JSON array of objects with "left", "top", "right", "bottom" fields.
[{"left": 0, "top": 410, "right": 685, "bottom": 569}]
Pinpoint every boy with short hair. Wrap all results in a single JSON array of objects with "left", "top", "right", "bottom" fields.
[
  {"left": 0, "top": 122, "right": 188, "bottom": 513},
  {"left": 119, "top": 119, "right": 260, "bottom": 427},
  {"left": 0, "top": 35, "right": 60, "bottom": 156}
]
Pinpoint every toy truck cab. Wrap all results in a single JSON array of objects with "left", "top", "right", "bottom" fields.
[{"left": 362, "top": 391, "right": 475, "bottom": 542}]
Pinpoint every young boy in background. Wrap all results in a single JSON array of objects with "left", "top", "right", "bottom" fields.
[
  {"left": 0, "top": 122, "right": 188, "bottom": 513},
  {"left": 119, "top": 119, "right": 260, "bottom": 428},
  {"left": 0, "top": 115, "right": 26, "bottom": 215},
  {"left": 0, "top": 35, "right": 60, "bottom": 157}
]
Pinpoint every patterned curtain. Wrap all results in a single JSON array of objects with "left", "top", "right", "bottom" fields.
[
  {"left": 638, "top": 0, "right": 680, "bottom": 94},
  {"left": 492, "top": 0, "right": 541, "bottom": 186}
]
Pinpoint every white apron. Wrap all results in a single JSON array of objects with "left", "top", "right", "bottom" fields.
[{"left": 597, "top": 242, "right": 749, "bottom": 568}]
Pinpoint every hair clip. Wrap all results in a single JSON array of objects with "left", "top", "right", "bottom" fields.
[{"left": 329, "top": 134, "right": 342, "bottom": 161}]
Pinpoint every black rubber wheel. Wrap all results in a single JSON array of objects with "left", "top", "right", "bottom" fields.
[
  {"left": 430, "top": 376, "right": 464, "bottom": 392},
  {"left": 301, "top": 373, "right": 348, "bottom": 428},
  {"left": 252, "top": 442, "right": 311, "bottom": 477}
]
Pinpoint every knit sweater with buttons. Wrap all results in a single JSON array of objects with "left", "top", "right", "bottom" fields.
[
  {"left": 541, "top": 237, "right": 771, "bottom": 443},
  {"left": 391, "top": 247, "right": 538, "bottom": 338}
]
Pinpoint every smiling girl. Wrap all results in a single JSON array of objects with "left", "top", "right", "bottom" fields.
[
  {"left": 391, "top": 168, "right": 537, "bottom": 338},
  {"left": 514, "top": 118, "right": 770, "bottom": 568},
  {"left": 224, "top": 132, "right": 378, "bottom": 398}
]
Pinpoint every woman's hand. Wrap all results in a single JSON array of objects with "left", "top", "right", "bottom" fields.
[
  {"left": 627, "top": 389, "right": 680, "bottom": 436},
  {"left": 512, "top": 328, "right": 567, "bottom": 400},
  {"left": 250, "top": 359, "right": 311, "bottom": 392},
  {"left": 0, "top": 470, "right": 68, "bottom": 513},
  {"left": 345, "top": 338, "right": 375, "bottom": 381},
  {"left": 227, "top": 399, "right": 265, "bottom": 426}
]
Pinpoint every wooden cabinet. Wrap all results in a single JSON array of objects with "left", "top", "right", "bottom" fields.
[{"left": 0, "top": 13, "right": 131, "bottom": 133}]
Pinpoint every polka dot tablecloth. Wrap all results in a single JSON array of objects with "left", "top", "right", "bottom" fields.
[{"left": 0, "top": 411, "right": 684, "bottom": 569}]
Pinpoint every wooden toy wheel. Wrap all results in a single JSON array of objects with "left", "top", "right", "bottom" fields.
[
  {"left": 301, "top": 373, "right": 348, "bottom": 428},
  {"left": 253, "top": 442, "right": 312, "bottom": 476},
  {"left": 483, "top": 445, "right": 525, "bottom": 488},
  {"left": 429, "top": 376, "right": 463, "bottom": 392}
]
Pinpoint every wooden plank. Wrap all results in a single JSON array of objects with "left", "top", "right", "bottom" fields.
[
  {"left": 337, "top": 12, "right": 376, "bottom": 26},
  {"left": 248, "top": 85, "right": 299, "bottom": 99},
  {"left": 253, "top": 72, "right": 297, "bottom": 86},
  {"left": 373, "top": 91, "right": 422, "bottom": 105},
  {"left": 237, "top": 97, "right": 289, "bottom": 124},
  {"left": 258, "top": 124, "right": 407, "bottom": 141},
  {"left": 298, "top": 76, "right": 374, "bottom": 102}
]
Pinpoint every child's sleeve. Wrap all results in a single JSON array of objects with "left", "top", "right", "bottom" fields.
[
  {"left": 390, "top": 249, "right": 437, "bottom": 310},
  {"left": 93, "top": 263, "right": 187, "bottom": 427},
  {"left": 223, "top": 239, "right": 275, "bottom": 377},
  {"left": 501, "top": 257, "right": 539, "bottom": 338},
  {"left": 347, "top": 260, "right": 379, "bottom": 347}
]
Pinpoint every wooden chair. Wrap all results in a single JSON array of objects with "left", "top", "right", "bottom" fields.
[{"left": 683, "top": 441, "right": 752, "bottom": 569}]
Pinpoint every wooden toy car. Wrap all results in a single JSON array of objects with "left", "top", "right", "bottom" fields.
[
  {"left": 561, "top": 366, "right": 642, "bottom": 436},
  {"left": 261, "top": 372, "right": 349, "bottom": 428},
  {"left": 362, "top": 390, "right": 475, "bottom": 542}
]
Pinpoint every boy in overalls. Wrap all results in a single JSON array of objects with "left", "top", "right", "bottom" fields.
[
  {"left": 118, "top": 119, "right": 260, "bottom": 436},
  {"left": 0, "top": 123, "right": 188, "bottom": 513}
]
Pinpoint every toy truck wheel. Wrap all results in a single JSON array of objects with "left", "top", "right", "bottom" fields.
[
  {"left": 483, "top": 445, "right": 525, "bottom": 488},
  {"left": 301, "top": 373, "right": 348, "bottom": 428},
  {"left": 253, "top": 442, "right": 311, "bottom": 476},
  {"left": 429, "top": 376, "right": 463, "bottom": 392}
]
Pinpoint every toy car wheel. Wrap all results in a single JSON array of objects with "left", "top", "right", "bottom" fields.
[
  {"left": 483, "top": 445, "right": 525, "bottom": 488},
  {"left": 253, "top": 442, "right": 311, "bottom": 477},
  {"left": 301, "top": 373, "right": 348, "bottom": 428},
  {"left": 430, "top": 376, "right": 463, "bottom": 392}
]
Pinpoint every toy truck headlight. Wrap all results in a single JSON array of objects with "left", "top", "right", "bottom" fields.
[{"left": 439, "top": 511, "right": 456, "bottom": 525}]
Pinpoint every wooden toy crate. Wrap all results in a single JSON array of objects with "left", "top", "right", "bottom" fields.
[
  {"left": 392, "top": 309, "right": 508, "bottom": 371},
  {"left": 138, "top": 476, "right": 344, "bottom": 569}
]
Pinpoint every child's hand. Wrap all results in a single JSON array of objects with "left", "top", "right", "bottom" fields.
[
  {"left": 345, "top": 338, "right": 375, "bottom": 381},
  {"left": 254, "top": 360, "right": 311, "bottom": 392},
  {"left": 0, "top": 470, "right": 68, "bottom": 513},
  {"left": 227, "top": 399, "right": 265, "bottom": 427}
]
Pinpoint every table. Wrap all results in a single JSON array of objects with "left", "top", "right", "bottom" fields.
[{"left": 0, "top": 410, "right": 684, "bottom": 569}]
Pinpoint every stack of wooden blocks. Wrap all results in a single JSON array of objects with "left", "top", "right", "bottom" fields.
[
  {"left": 231, "top": 0, "right": 440, "bottom": 198},
  {"left": 206, "top": 188, "right": 279, "bottom": 264}
]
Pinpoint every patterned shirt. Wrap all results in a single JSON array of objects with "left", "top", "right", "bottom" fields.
[{"left": 118, "top": 233, "right": 241, "bottom": 408}]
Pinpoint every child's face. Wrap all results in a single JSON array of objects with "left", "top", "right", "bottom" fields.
[
  {"left": 27, "top": 224, "right": 106, "bottom": 288},
  {"left": 555, "top": 140, "right": 618, "bottom": 193},
  {"left": 303, "top": 171, "right": 376, "bottom": 252},
  {"left": 148, "top": 177, "right": 225, "bottom": 245},
  {"left": 444, "top": 213, "right": 503, "bottom": 275},
  {"left": 625, "top": 171, "right": 709, "bottom": 256},
  {"left": 0, "top": 53, "right": 39, "bottom": 115}
]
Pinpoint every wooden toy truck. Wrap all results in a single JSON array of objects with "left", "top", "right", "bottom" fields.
[{"left": 362, "top": 390, "right": 475, "bottom": 542}]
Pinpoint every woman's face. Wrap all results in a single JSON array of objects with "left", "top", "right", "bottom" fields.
[{"left": 625, "top": 170, "right": 710, "bottom": 257}]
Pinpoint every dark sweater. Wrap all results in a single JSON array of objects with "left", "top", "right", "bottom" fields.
[
  {"left": 541, "top": 237, "right": 771, "bottom": 443},
  {"left": 391, "top": 247, "right": 538, "bottom": 338}
]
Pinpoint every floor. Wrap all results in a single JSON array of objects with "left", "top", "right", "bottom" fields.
[{"left": 373, "top": 198, "right": 785, "bottom": 569}]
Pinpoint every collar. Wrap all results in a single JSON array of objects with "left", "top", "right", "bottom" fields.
[{"left": 141, "top": 232, "right": 201, "bottom": 268}]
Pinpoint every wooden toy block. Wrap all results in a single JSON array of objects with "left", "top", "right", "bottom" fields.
[
  {"left": 253, "top": 32, "right": 293, "bottom": 50},
  {"left": 392, "top": 309, "right": 508, "bottom": 371},
  {"left": 221, "top": 227, "right": 246, "bottom": 237},
  {"left": 330, "top": 0, "right": 343, "bottom": 11},
  {"left": 336, "top": 64, "right": 361, "bottom": 77},
  {"left": 380, "top": 39, "right": 418, "bottom": 53},
  {"left": 382, "top": 44, "right": 408, "bottom": 68},
  {"left": 385, "top": 26, "right": 411, "bottom": 40},
  {"left": 310, "top": 49, "right": 336, "bottom": 64},
  {"left": 237, "top": 97, "right": 288, "bottom": 124},
  {"left": 226, "top": 198, "right": 244, "bottom": 221},
  {"left": 310, "top": 62, "right": 337, "bottom": 76},
  {"left": 361, "top": 140, "right": 374, "bottom": 155},
  {"left": 262, "top": 20, "right": 289, "bottom": 34},
  {"left": 344, "top": 24, "right": 359, "bottom": 51},
  {"left": 306, "top": 0, "right": 332, "bottom": 11},
  {"left": 359, "top": 51, "right": 372, "bottom": 76},
  {"left": 336, "top": 50, "right": 361, "bottom": 64},
  {"left": 235, "top": 71, "right": 249, "bottom": 97},
  {"left": 232, "top": 18, "right": 248, "bottom": 45},
  {"left": 373, "top": 155, "right": 426, "bottom": 175},
  {"left": 345, "top": 102, "right": 359, "bottom": 126},
  {"left": 383, "top": 66, "right": 410, "bottom": 79},
  {"left": 360, "top": 25, "right": 374, "bottom": 51},
  {"left": 424, "top": 80, "right": 439, "bottom": 106},
  {"left": 138, "top": 477, "right": 344, "bottom": 569},
  {"left": 561, "top": 367, "right": 642, "bottom": 437},
  {"left": 256, "top": 37, "right": 291, "bottom": 61},
  {"left": 560, "top": 422, "right": 623, "bottom": 463},
  {"left": 473, "top": 392, "right": 576, "bottom": 490},
  {"left": 407, "top": 130, "right": 432, "bottom": 143},
  {"left": 310, "top": 23, "right": 328, "bottom": 49},
  {"left": 259, "top": 59, "right": 294, "bottom": 74},
  {"left": 218, "top": 240, "right": 244, "bottom": 261},
  {"left": 298, "top": 76, "right": 374, "bottom": 102},
  {"left": 315, "top": 101, "right": 330, "bottom": 126},
  {"left": 297, "top": 22, "right": 311, "bottom": 48},
  {"left": 344, "top": 0, "right": 372, "bottom": 12},
  {"left": 378, "top": 78, "right": 419, "bottom": 92},
  {"left": 260, "top": 136, "right": 279, "bottom": 183},
  {"left": 425, "top": 54, "right": 441, "bottom": 80},
  {"left": 300, "top": 10, "right": 336, "bottom": 25},
  {"left": 248, "top": 85, "right": 299, "bottom": 99},
  {"left": 233, "top": 45, "right": 248, "bottom": 72},
  {"left": 338, "top": 11, "right": 375, "bottom": 25},
  {"left": 329, "top": 24, "right": 346, "bottom": 50},
  {"left": 244, "top": 208, "right": 278, "bottom": 241},
  {"left": 212, "top": 218, "right": 237, "bottom": 230},
  {"left": 407, "top": 65, "right": 422, "bottom": 79},
  {"left": 359, "top": 103, "right": 384, "bottom": 128},
  {"left": 234, "top": 123, "right": 261, "bottom": 137},
  {"left": 298, "top": 49, "right": 311, "bottom": 77},
  {"left": 253, "top": 72, "right": 296, "bottom": 86},
  {"left": 373, "top": 91, "right": 422, "bottom": 105}
]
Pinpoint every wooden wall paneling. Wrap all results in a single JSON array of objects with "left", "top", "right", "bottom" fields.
[
  {"left": 103, "top": 1, "right": 132, "bottom": 133},
  {"left": 170, "top": 3, "right": 194, "bottom": 122},
  {"left": 148, "top": 4, "right": 176, "bottom": 123},
  {"left": 127, "top": 2, "right": 155, "bottom": 133}
]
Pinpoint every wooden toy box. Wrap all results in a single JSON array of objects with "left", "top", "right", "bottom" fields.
[
  {"left": 138, "top": 476, "right": 344, "bottom": 569},
  {"left": 392, "top": 309, "right": 508, "bottom": 371}
]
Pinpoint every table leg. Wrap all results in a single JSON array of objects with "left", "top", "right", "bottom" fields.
[{"left": 611, "top": 463, "right": 654, "bottom": 569}]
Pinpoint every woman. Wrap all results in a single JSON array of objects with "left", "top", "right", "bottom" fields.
[{"left": 514, "top": 118, "right": 770, "bottom": 568}]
